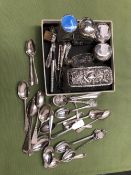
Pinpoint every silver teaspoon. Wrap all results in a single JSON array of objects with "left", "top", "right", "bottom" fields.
[
  {"left": 55, "top": 129, "right": 106, "bottom": 153},
  {"left": 25, "top": 39, "right": 38, "bottom": 86},
  {"left": 17, "top": 81, "right": 29, "bottom": 133},
  {"left": 76, "top": 110, "right": 110, "bottom": 133},
  {"left": 31, "top": 91, "right": 45, "bottom": 145},
  {"left": 22, "top": 97, "right": 38, "bottom": 156}
]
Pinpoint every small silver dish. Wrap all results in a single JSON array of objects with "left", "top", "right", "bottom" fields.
[
  {"left": 94, "top": 43, "right": 112, "bottom": 61},
  {"left": 79, "top": 17, "right": 96, "bottom": 38}
]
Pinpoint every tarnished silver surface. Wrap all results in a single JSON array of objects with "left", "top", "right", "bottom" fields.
[
  {"left": 66, "top": 53, "right": 93, "bottom": 67},
  {"left": 79, "top": 17, "right": 96, "bottom": 38},
  {"left": 67, "top": 66, "right": 113, "bottom": 87}
]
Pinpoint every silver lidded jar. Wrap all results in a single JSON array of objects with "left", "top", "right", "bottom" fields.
[
  {"left": 95, "top": 23, "right": 111, "bottom": 43},
  {"left": 94, "top": 43, "right": 112, "bottom": 61},
  {"left": 78, "top": 17, "right": 96, "bottom": 38}
]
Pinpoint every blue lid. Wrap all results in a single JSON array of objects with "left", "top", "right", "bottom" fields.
[{"left": 61, "top": 15, "right": 78, "bottom": 33}]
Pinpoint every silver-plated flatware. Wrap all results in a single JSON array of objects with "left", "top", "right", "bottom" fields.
[
  {"left": 25, "top": 39, "right": 38, "bottom": 86},
  {"left": 31, "top": 91, "right": 45, "bottom": 145},
  {"left": 22, "top": 97, "right": 38, "bottom": 156},
  {"left": 17, "top": 81, "right": 29, "bottom": 133},
  {"left": 55, "top": 129, "right": 106, "bottom": 153}
]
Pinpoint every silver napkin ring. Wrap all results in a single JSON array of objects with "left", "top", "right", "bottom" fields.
[{"left": 67, "top": 66, "right": 113, "bottom": 87}]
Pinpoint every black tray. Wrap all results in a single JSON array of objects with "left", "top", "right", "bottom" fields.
[{"left": 41, "top": 20, "right": 115, "bottom": 95}]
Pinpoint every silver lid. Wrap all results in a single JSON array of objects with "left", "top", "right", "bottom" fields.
[{"left": 94, "top": 43, "right": 112, "bottom": 61}]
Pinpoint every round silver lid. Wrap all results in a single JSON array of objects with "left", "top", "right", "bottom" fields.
[
  {"left": 96, "top": 23, "right": 111, "bottom": 42},
  {"left": 94, "top": 43, "right": 112, "bottom": 61}
]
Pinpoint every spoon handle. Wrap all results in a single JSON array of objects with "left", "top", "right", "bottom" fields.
[
  {"left": 75, "top": 119, "right": 99, "bottom": 133},
  {"left": 31, "top": 117, "right": 39, "bottom": 145},
  {"left": 46, "top": 46, "right": 53, "bottom": 68},
  {"left": 24, "top": 99, "right": 28, "bottom": 133},
  {"left": 56, "top": 113, "right": 82, "bottom": 126},
  {"left": 49, "top": 113, "right": 54, "bottom": 140},
  {"left": 75, "top": 124, "right": 92, "bottom": 133},
  {"left": 72, "top": 153, "right": 87, "bottom": 160},
  {"left": 29, "top": 57, "right": 34, "bottom": 86},
  {"left": 72, "top": 102, "right": 97, "bottom": 112},
  {"left": 22, "top": 116, "right": 32, "bottom": 156},
  {"left": 70, "top": 93, "right": 100, "bottom": 101},
  {"left": 72, "top": 134, "right": 94, "bottom": 145},
  {"left": 52, "top": 128, "right": 71, "bottom": 139},
  {"left": 51, "top": 60, "right": 55, "bottom": 93},
  {"left": 32, "top": 56, "right": 38, "bottom": 85}
]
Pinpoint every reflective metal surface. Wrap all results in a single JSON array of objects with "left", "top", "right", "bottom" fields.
[
  {"left": 96, "top": 23, "right": 111, "bottom": 43},
  {"left": 32, "top": 91, "right": 45, "bottom": 144},
  {"left": 17, "top": 81, "right": 29, "bottom": 133},
  {"left": 25, "top": 39, "right": 38, "bottom": 86},
  {"left": 79, "top": 17, "right": 96, "bottom": 38},
  {"left": 94, "top": 43, "right": 112, "bottom": 61},
  {"left": 67, "top": 66, "right": 113, "bottom": 87}
]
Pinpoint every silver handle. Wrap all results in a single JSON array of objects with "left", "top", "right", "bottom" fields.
[
  {"left": 69, "top": 100, "right": 95, "bottom": 105},
  {"left": 57, "top": 45, "right": 62, "bottom": 70},
  {"left": 52, "top": 128, "right": 71, "bottom": 139},
  {"left": 49, "top": 114, "right": 54, "bottom": 140},
  {"left": 22, "top": 116, "right": 33, "bottom": 156},
  {"left": 72, "top": 134, "right": 94, "bottom": 145},
  {"left": 24, "top": 99, "right": 28, "bottom": 133},
  {"left": 46, "top": 46, "right": 53, "bottom": 68},
  {"left": 70, "top": 93, "right": 101, "bottom": 101},
  {"left": 56, "top": 113, "right": 82, "bottom": 126},
  {"left": 72, "top": 153, "right": 87, "bottom": 160},
  {"left": 29, "top": 57, "right": 34, "bottom": 86},
  {"left": 76, "top": 124, "right": 92, "bottom": 133},
  {"left": 60, "top": 44, "right": 66, "bottom": 68},
  {"left": 31, "top": 113, "right": 39, "bottom": 145},
  {"left": 32, "top": 56, "right": 38, "bottom": 84},
  {"left": 64, "top": 43, "right": 71, "bottom": 61},
  {"left": 50, "top": 60, "right": 55, "bottom": 93},
  {"left": 72, "top": 104, "right": 96, "bottom": 112},
  {"left": 75, "top": 118, "right": 99, "bottom": 133}
]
